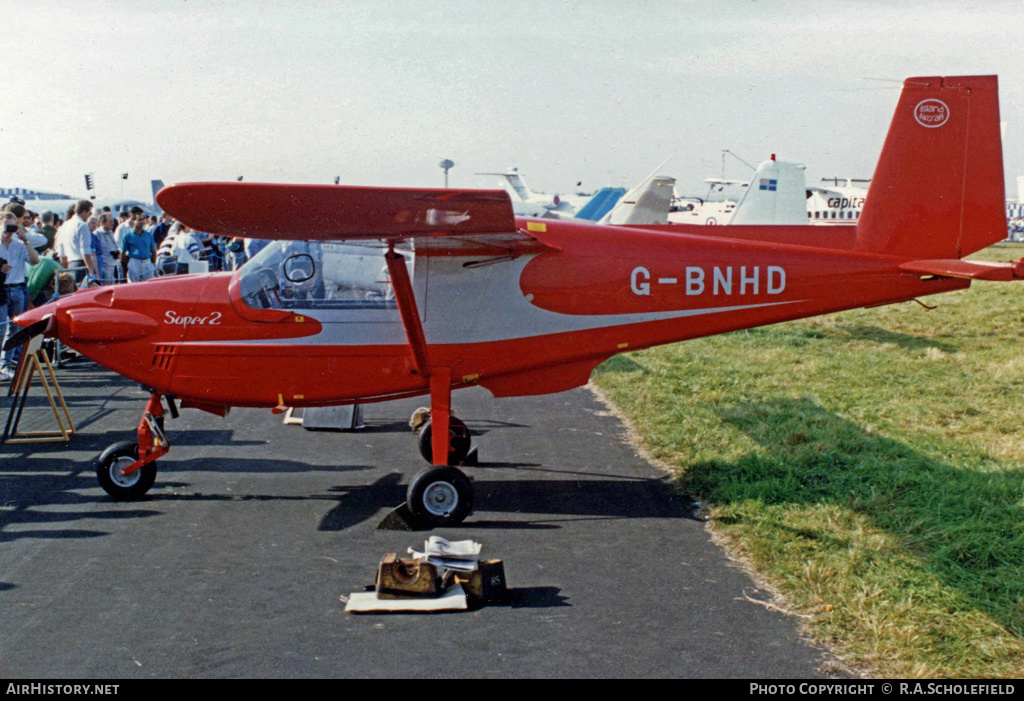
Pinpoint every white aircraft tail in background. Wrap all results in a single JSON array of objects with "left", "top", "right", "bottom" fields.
[
  {"left": 599, "top": 157, "right": 676, "bottom": 226},
  {"left": 729, "top": 156, "right": 808, "bottom": 225},
  {"left": 476, "top": 168, "right": 585, "bottom": 218}
]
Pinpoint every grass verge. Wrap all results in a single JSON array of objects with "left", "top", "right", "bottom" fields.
[{"left": 591, "top": 243, "right": 1024, "bottom": 677}]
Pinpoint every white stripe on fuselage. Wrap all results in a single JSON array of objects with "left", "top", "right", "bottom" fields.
[{"left": 177, "top": 254, "right": 806, "bottom": 347}]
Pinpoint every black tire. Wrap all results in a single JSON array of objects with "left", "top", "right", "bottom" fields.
[
  {"left": 417, "top": 417, "right": 472, "bottom": 465},
  {"left": 406, "top": 466, "right": 474, "bottom": 526},
  {"left": 96, "top": 441, "right": 157, "bottom": 501}
]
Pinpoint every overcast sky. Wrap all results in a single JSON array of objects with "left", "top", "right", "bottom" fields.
[{"left": 3, "top": 0, "right": 1023, "bottom": 203}]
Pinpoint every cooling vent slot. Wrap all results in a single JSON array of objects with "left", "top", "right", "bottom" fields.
[{"left": 152, "top": 345, "right": 176, "bottom": 371}]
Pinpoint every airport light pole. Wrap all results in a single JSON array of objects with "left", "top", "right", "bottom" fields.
[{"left": 439, "top": 159, "right": 454, "bottom": 188}]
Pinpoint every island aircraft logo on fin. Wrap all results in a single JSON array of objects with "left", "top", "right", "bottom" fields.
[{"left": 914, "top": 99, "right": 949, "bottom": 128}]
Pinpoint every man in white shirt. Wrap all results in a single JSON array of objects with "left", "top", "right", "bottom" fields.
[
  {"left": 170, "top": 225, "right": 202, "bottom": 274},
  {"left": 66, "top": 200, "right": 98, "bottom": 283},
  {"left": 53, "top": 206, "right": 76, "bottom": 266},
  {"left": 0, "top": 210, "right": 41, "bottom": 380}
]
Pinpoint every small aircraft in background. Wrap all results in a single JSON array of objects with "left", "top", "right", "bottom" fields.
[
  {"left": 668, "top": 182, "right": 744, "bottom": 225},
  {"left": 603, "top": 155, "right": 807, "bottom": 227},
  {"left": 8, "top": 75, "right": 1022, "bottom": 527},
  {"left": 806, "top": 178, "right": 870, "bottom": 224},
  {"left": 476, "top": 167, "right": 591, "bottom": 219},
  {"left": 5, "top": 181, "right": 166, "bottom": 218}
]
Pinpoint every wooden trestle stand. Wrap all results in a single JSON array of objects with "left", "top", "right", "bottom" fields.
[{"left": 3, "top": 336, "right": 75, "bottom": 443}]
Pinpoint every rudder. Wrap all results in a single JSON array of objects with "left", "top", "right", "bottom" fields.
[{"left": 855, "top": 75, "right": 1004, "bottom": 259}]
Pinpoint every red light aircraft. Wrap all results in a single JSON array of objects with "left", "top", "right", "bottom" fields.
[{"left": 7, "top": 75, "right": 1022, "bottom": 526}]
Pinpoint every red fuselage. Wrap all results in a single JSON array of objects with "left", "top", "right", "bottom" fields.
[{"left": 16, "top": 219, "right": 968, "bottom": 415}]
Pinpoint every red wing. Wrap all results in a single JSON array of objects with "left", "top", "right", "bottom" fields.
[{"left": 156, "top": 182, "right": 518, "bottom": 241}]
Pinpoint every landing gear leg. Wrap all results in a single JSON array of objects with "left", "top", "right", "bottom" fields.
[
  {"left": 382, "top": 250, "right": 475, "bottom": 527},
  {"left": 416, "top": 416, "right": 471, "bottom": 465},
  {"left": 96, "top": 392, "right": 170, "bottom": 500},
  {"left": 429, "top": 369, "right": 452, "bottom": 467},
  {"left": 405, "top": 368, "right": 474, "bottom": 526}
]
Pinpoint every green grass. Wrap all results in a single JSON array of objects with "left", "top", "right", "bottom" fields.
[{"left": 591, "top": 243, "right": 1024, "bottom": 677}]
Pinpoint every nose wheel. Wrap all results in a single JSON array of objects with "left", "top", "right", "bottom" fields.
[
  {"left": 96, "top": 441, "right": 157, "bottom": 500},
  {"left": 95, "top": 393, "right": 172, "bottom": 500}
]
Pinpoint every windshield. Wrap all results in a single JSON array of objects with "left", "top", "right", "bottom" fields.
[{"left": 237, "top": 240, "right": 410, "bottom": 311}]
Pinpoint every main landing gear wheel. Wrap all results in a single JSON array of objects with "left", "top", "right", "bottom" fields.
[
  {"left": 96, "top": 441, "right": 157, "bottom": 501},
  {"left": 417, "top": 417, "right": 472, "bottom": 465},
  {"left": 406, "top": 466, "right": 474, "bottom": 527}
]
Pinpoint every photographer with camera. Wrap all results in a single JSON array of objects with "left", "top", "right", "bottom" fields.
[{"left": 0, "top": 209, "right": 40, "bottom": 381}]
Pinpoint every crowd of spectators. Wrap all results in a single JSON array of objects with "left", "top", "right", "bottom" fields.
[{"left": 0, "top": 196, "right": 261, "bottom": 382}]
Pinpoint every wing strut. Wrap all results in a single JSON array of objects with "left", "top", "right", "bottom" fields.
[
  {"left": 384, "top": 246, "right": 451, "bottom": 466},
  {"left": 385, "top": 248, "right": 430, "bottom": 377}
]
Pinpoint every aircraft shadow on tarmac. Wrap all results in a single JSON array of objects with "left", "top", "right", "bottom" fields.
[
  {"left": 304, "top": 417, "right": 528, "bottom": 436},
  {"left": 0, "top": 452, "right": 374, "bottom": 546},
  {"left": 2, "top": 395, "right": 703, "bottom": 535},
  {"left": 0, "top": 429, "right": 270, "bottom": 456},
  {"left": 0, "top": 459, "right": 699, "bottom": 547},
  {"left": 318, "top": 468, "right": 701, "bottom": 531},
  {"left": 0, "top": 465, "right": 164, "bottom": 545}
]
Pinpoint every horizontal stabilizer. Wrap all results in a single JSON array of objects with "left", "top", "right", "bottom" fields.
[
  {"left": 899, "top": 258, "right": 1024, "bottom": 281},
  {"left": 156, "top": 183, "right": 517, "bottom": 240}
]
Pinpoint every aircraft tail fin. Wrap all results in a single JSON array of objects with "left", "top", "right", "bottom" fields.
[
  {"left": 600, "top": 176, "right": 676, "bottom": 225},
  {"left": 475, "top": 170, "right": 533, "bottom": 202},
  {"left": 854, "top": 75, "right": 1005, "bottom": 259},
  {"left": 729, "top": 157, "right": 808, "bottom": 225},
  {"left": 574, "top": 187, "right": 626, "bottom": 221},
  {"left": 601, "top": 157, "right": 676, "bottom": 225}
]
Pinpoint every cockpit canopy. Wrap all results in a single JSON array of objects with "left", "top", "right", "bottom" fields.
[{"left": 237, "top": 240, "right": 410, "bottom": 311}]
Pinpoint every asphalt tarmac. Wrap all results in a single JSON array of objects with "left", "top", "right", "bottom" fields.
[{"left": 0, "top": 360, "right": 844, "bottom": 679}]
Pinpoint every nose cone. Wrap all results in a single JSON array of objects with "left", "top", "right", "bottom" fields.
[
  {"left": 12, "top": 301, "right": 56, "bottom": 329},
  {"left": 3, "top": 302, "right": 57, "bottom": 352}
]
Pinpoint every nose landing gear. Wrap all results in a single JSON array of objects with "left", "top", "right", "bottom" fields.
[
  {"left": 95, "top": 392, "right": 171, "bottom": 500},
  {"left": 96, "top": 441, "right": 157, "bottom": 500}
]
